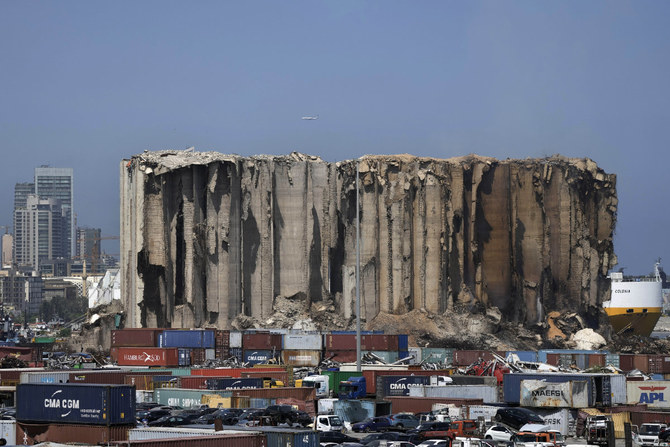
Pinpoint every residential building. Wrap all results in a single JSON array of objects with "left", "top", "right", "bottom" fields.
[
  {"left": 0, "top": 269, "right": 43, "bottom": 317},
  {"left": 76, "top": 227, "right": 102, "bottom": 273},
  {"left": 34, "top": 167, "right": 74, "bottom": 257},
  {"left": 14, "top": 195, "right": 67, "bottom": 270}
]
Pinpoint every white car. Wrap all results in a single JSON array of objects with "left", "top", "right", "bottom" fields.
[
  {"left": 485, "top": 424, "right": 515, "bottom": 441},
  {"left": 417, "top": 441, "right": 449, "bottom": 447}
]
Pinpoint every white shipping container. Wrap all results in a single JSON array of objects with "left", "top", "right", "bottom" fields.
[
  {"left": 20, "top": 371, "right": 71, "bottom": 384},
  {"left": 205, "top": 349, "right": 215, "bottom": 360},
  {"left": 409, "top": 385, "right": 499, "bottom": 403},
  {"left": 431, "top": 403, "right": 464, "bottom": 419},
  {"left": 627, "top": 381, "right": 670, "bottom": 408},
  {"left": 0, "top": 420, "right": 15, "bottom": 446},
  {"left": 467, "top": 405, "right": 500, "bottom": 421},
  {"left": 534, "top": 408, "right": 572, "bottom": 436},
  {"left": 282, "top": 334, "right": 323, "bottom": 350},
  {"left": 318, "top": 398, "right": 338, "bottom": 415},
  {"left": 229, "top": 331, "right": 243, "bottom": 348},
  {"left": 136, "top": 390, "right": 155, "bottom": 404},
  {"left": 520, "top": 380, "right": 588, "bottom": 408},
  {"left": 610, "top": 374, "right": 627, "bottom": 405}
]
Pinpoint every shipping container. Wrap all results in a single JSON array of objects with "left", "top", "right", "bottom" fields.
[
  {"left": 385, "top": 396, "right": 484, "bottom": 414},
  {"left": 449, "top": 375, "right": 498, "bottom": 386},
  {"left": 120, "top": 433, "right": 267, "bottom": 447},
  {"left": 178, "top": 376, "right": 229, "bottom": 390},
  {"left": 409, "top": 384, "right": 499, "bottom": 402},
  {"left": 0, "top": 346, "right": 34, "bottom": 363},
  {"left": 398, "top": 335, "right": 408, "bottom": 351},
  {"left": 453, "top": 350, "right": 506, "bottom": 366},
  {"left": 111, "top": 329, "right": 163, "bottom": 347},
  {"left": 114, "top": 347, "right": 183, "bottom": 367},
  {"left": 154, "top": 388, "right": 232, "bottom": 408},
  {"left": 467, "top": 405, "right": 500, "bottom": 421},
  {"left": 318, "top": 398, "right": 338, "bottom": 415},
  {"left": 205, "top": 349, "right": 215, "bottom": 360},
  {"left": 17, "top": 422, "right": 130, "bottom": 445},
  {"left": 206, "top": 377, "right": 264, "bottom": 390},
  {"left": 241, "top": 370, "right": 290, "bottom": 386},
  {"left": 368, "top": 351, "right": 399, "bottom": 363},
  {"left": 629, "top": 410, "right": 670, "bottom": 427},
  {"left": 20, "top": 371, "right": 70, "bottom": 384},
  {"left": 229, "top": 331, "right": 242, "bottom": 348},
  {"left": 503, "top": 372, "right": 625, "bottom": 406},
  {"left": 243, "top": 333, "right": 283, "bottom": 350},
  {"left": 281, "top": 350, "right": 321, "bottom": 367},
  {"left": 620, "top": 354, "right": 635, "bottom": 371},
  {"left": 361, "top": 368, "right": 454, "bottom": 396},
  {"left": 229, "top": 347, "right": 243, "bottom": 362},
  {"left": 627, "top": 381, "right": 670, "bottom": 408},
  {"left": 648, "top": 355, "right": 670, "bottom": 374},
  {"left": 420, "top": 348, "right": 455, "bottom": 365},
  {"left": 159, "top": 330, "right": 215, "bottom": 349},
  {"left": 324, "top": 334, "right": 399, "bottom": 351},
  {"left": 16, "top": 383, "right": 135, "bottom": 425},
  {"left": 128, "top": 426, "right": 246, "bottom": 440},
  {"left": 214, "top": 329, "right": 230, "bottom": 348},
  {"left": 324, "top": 350, "right": 357, "bottom": 363},
  {"left": 588, "top": 354, "right": 606, "bottom": 368},
  {"left": 191, "top": 349, "right": 206, "bottom": 365},
  {"left": 606, "top": 353, "right": 621, "bottom": 368},
  {"left": 230, "top": 387, "right": 316, "bottom": 402},
  {"left": 214, "top": 347, "right": 230, "bottom": 359},
  {"left": 136, "top": 390, "right": 155, "bottom": 404},
  {"left": 408, "top": 347, "right": 422, "bottom": 364},
  {"left": 190, "top": 367, "right": 284, "bottom": 378},
  {"left": 376, "top": 375, "right": 430, "bottom": 397},
  {"left": 244, "top": 350, "right": 276, "bottom": 365},
  {"left": 520, "top": 380, "right": 589, "bottom": 408},
  {"left": 71, "top": 370, "right": 164, "bottom": 385},
  {"left": 282, "top": 334, "right": 323, "bottom": 351},
  {"left": 534, "top": 408, "right": 572, "bottom": 436}
]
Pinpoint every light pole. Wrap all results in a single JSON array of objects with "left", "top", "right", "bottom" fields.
[{"left": 356, "top": 160, "right": 361, "bottom": 372}]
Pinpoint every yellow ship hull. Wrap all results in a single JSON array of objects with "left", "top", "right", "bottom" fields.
[{"left": 604, "top": 307, "right": 662, "bottom": 337}]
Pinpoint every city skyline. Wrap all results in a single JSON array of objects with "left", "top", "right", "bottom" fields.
[{"left": 1, "top": 2, "right": 669, "bottom": 275}]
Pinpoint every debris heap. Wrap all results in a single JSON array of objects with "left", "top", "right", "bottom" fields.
[{"left": 120, "top": 151, "right": 617, "bottom": 335}]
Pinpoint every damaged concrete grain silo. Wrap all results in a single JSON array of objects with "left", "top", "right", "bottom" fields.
[{"left": 120, "top": 151, "right": 617, "bottom": 332}]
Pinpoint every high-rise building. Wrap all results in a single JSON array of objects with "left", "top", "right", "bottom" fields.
[
  {"left": 34, "top": 167, "right": 74, "bottom": 257},
  {"left": 14, "top": 182, "right": 35, "bottom": 211},
  {"left": 0, "top": 269, "right": 43, "bottom": 317},
  {"left": 14, "top": 195, "right": 68, "bottom": 270}
]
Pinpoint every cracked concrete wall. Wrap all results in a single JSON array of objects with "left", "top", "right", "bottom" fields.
[{"left": 120, "top": 151, "right": 617, "bottom": 330}]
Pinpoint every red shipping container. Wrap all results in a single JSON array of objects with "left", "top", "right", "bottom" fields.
[
  {"left": 324, "top": 350, "right": 357, "bottom": 363},
  {"left": 111, "top": 329, "right": 164, "bottom": 347},
  {"left": 620, "top": 354, "right": 635, "bottom": 371},
  {"left": 242, "top": 333, "right": 282, "bottom": 350},
  {"left": 17, "top": 422, "right": 131, "bottom": 445},
  {"left": 215, "top": 347, "right": 230, "bottom": 359},
  {"left": 588, "top": 354, "right": 606, "bottom": 368},
  {"left": 114, "top": 347, "right": 181, "bottom": 366},
  {"left": 214, "top": 330, "right": 230, "bottom": 348},
  {"left": 191, "top": 348, "right": 206, "bottom": 365},
  {"left": 634, "top": 354, "right": 649, "bottom": 372}
]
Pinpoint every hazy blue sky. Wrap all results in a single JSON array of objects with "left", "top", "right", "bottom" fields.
[{"left": 1, "top": 1, "right": 668, "bottom": 274}]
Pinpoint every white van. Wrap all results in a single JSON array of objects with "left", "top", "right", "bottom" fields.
[{"left": 314, "top": 414, "right": 344, "bottom": 432}]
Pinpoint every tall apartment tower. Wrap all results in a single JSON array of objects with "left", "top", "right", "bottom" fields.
[
  {"left": 14, "top": 195, "right": 67, "bottom": 270},
  {"left": 34, "top": 167, "right": 74, "bottom": 257}
]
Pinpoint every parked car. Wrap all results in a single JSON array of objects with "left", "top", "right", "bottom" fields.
[
  {"left": 318, "top": 431, "right": 359, "bottom": 444},
  {"left": 485, "top": 424, "right": 515, "bottom": 441},
  {"left": 193, "top": 408, "right": 243, "bottom": 425},
  {"left": 408, "top": 421, "right": 454, "bottom": 441},
  {"left": 389, "top": 413, "right": 420, "bottom": 430},
  {"left": 352, "top": 416, "right": 392, "bottom": 433},
  {"left": 147, "top": 415, "right": 191, "bottom": 427},
  {"left": 494, "top": 408, "right": 544, "bottom": 429}
]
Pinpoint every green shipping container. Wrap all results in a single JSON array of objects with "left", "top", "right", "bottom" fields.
[
  {"left": 322, "top": 371, "right": 363, "bottom": 395},
  {"left": 154, "top": 387, "right": 232, "bottom": 408},
  {"left": 34, "top": 337, "right": 56, "bottom": 344}
]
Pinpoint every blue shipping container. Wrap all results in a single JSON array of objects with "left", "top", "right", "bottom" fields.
[
  {"left": 178, "top": 349, "right": 191, "bottom": 366},
  {"left": 506, "top": 351, "right": 538, "bottom": 362},
  {"left": 229, "top": 348, "right": 243, "bottom": 362},
  {"left": 397, "top": 335, "right": 408, "bottom": 351},
  {"left": 206, "top": 377, "right": 264, "bottom": 390},
  {"left": 378, "top": 375, "right": 430, "bottom": 397},
  {"left": 16, "top": 383, "right": 135, "bottom": 425},
  {"left": 159, "top": 330, "right": 215, "bottom": 349},
  {"left": 244, "top": 350, "right": 274, "bottom": 365}
]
